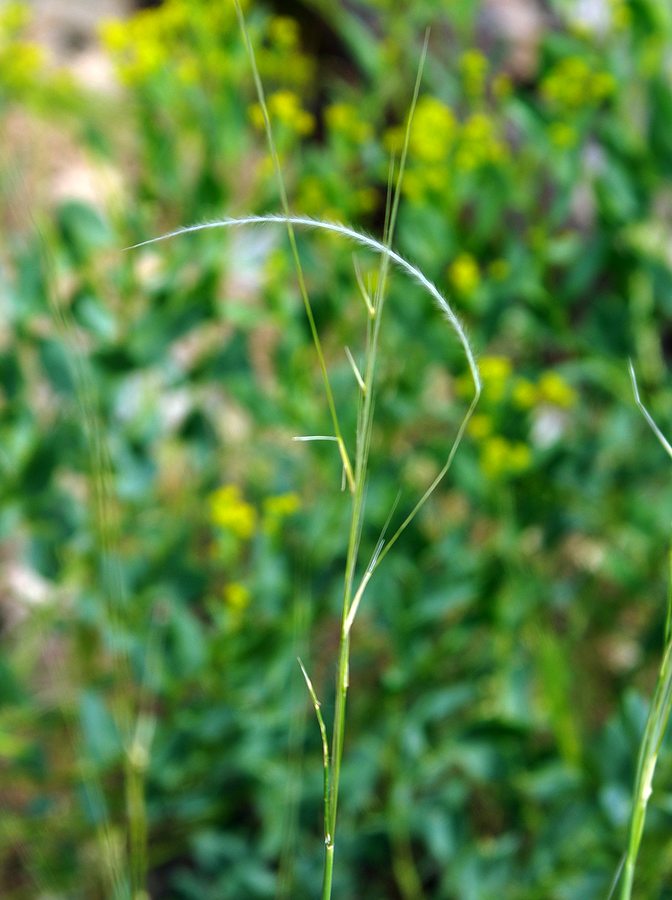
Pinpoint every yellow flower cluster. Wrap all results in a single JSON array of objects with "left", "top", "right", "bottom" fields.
[
  {"left": 388, "top": 95, "right": 509, "bottom": 202},
  {"left": 268, "top": 16, "right": 299, "bottom": 51},
  {"left": 325, "top": 102, "right": 372, "bottom": 144},
  {"left": 538, "top": 372, "right": 578, "bottom": 408},
  {"left": 102, "top": 2, "right": 188, "bottom": 77},
  {"left": 463, "top": 362, "right": 577, "bottom": 413},
  {"left": 512, "top": 370, "right": 577, "bottom": 410},
  {"left": 209, "top": 484, "right": 257, "bottom": 540},
  {"left": 467, "top": 413, "right": 493, "bottom": 439},
  {"left": 0, "top": 3, "right": 77, "bottom": 107},
  {"left": 480, "top": 436, "right": 532, "bottom": 480},
  {"left": 541, "top": 57, "right": 615, "bottom": 112},
  {"left": 460, "top": 49, "right": 488, "bottom": 97},
  {"left": 456, "top": 113, "right": 508, "bottom": 170},
  {"left": 263, "top": 492, "right": 300, "bottom": 518},
  {"left": 256, "top": 15, "right": 314, "bottom": 88},
  {"left": 409, "top": 95, "right": 456, "bottom": 163},
  {"left": 224, "top": 582, "right": 250, "bottom": 613},
  {"left": 101, "top": 0, "right": 289, "bottom": 89},
  {"left": 479, "top": 355, "right": 512, "bottom": 402},
  {"left": 0, "top": 40, "right": 44, "bottom": 91},
  {"left": 250, "top": 90, "right": 314, "bottom": 137},
  {"left": 262, "top": 491, "right": 300, "bottom": 536},
  {"left": 0, "top": 1, "right": 29, "bottom": 35},
  {"left": 297, "top": 172, "right": 377, "bottom": 220},
  {"left": 460, "top": 358, "right": 577, "bottom": 481},
  {"left": 101, "top": 2, "right": 199, "bottom": 85},
  {"left": 455, "top": 354, "right": 510, "bottom": 401},
  {"left": 448, "top": 253, "right": 481, "bottom": 297},
  {"left": 257, "top": 51, "right": 313, "bottom": 89},
  {"left": 0, "top": 3, "right": 44, "bottom": 93},
  {"left": 463, "top": 356, "right": 532, "bottom": 481},
  {"left": 511, "top": 378, "right": 537, "bottom": 409}
]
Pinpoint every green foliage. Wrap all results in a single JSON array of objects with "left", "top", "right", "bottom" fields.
[{"left": 2, "top": 0, "right": 672, "bottom": 897}]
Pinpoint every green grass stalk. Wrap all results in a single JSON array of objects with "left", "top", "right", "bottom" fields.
[
  {"left": 133, "top": 20, "right": 481, "bottom": 894},
  {"left": 618, "top": 364, "right": 672, "bottom": 899},
  {"left": 130, "top": 209, "right": 480, "bottom": 895},
  {"left": 39, "top": 219, "right": 154, "bottom": 899},
  {"left": 234, "top": 0, "right": 354, "bottom": 492}
]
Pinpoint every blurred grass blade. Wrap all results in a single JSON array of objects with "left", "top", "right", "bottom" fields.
[
  {"left": 620, "top": 363, "right": 672, "bottom": 899},
  {"left": 628, "top": 359, "right": 672, "bottom": 459},
  {"left": 234, "top": 0, "right": 355, "bottom": 493}
]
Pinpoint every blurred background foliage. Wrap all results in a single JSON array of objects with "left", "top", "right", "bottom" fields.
[{"left": 2, "top": 0, "right": 672, "bottom": 897}]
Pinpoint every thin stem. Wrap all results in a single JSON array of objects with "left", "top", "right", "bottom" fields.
[
  {"left": 345, "top": 346, "right": 366, "bottom": 393},
  {"left": 298, "top": 659, "right": 331, "bottom": 846},
  {"left": 620, "top": 637, "right": 672, "bottom": 899},
  {"left": 320, "top": 40, "right": 434, "bottom": 899},
  {"left": 125, "top": 710, "right": 154, "bottom": 900},
  {"left": 628, "top": 360, "right": 672, "bottom": 461},
  {"left": 618, "top": 364, "right": 672, "bottom": 899},
  {"left": 126, "top": 757, "right": 148, "bottom": 898},
  {"left": 234, "top": 0, "right": 354, "bottom": 492}
]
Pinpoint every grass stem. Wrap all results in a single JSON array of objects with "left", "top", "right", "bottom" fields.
[{"left": 619, "top": 365, "right": 672, "bottom": 898}]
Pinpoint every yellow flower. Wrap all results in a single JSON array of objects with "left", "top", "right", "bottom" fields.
[
  {"left": 448, "top": 253, "right": 480, "bottom": 296},
  {"left": 460, "top": 49, "right": 488, "bottom": 96},
  {"left": 467, "top": 414, "right": 493, "bottom": 439},
  {"left": 0, "top": 2, "right": 30, "bottom": 36},
  {"left": 249, "top": 102, "right": 266, "bottom": 130},
  {"left": 481, "top": 436, "right": 509, "bottom": 479},
  {"left": 1, "top": 41, "right": 44, "bottom": 90},
  {"left": 223, "top": 582, "right": 251, "bottom": 628},
  {"left": 209, "top": 485, "right": 257, "bottom": 540},
  {"left": 541, "top": 57, "right": 614, "bottom": 112},
  {"left": 481, "top": 436, "right": 531, "bottom": 480},
  {"left": 479, "top": 355, "right": 512, "bottom": 403},
  {"left": 458, "top": 113, "right": 508, "bottom": 169},
  {"left": 263, "top": 492, "right": 300, "bottom": 518},
  {"left": 479, "top": 355, "right": 512, "bottom": 382},
  {"left": 509, "top": 441, "right": 532, "bottom": 473},
  {"left": 538, "top": 372, "right": 577, "bottom": 408},
  {"left": 325, "top": 102, "right": 372, "bottom": 143},
  {"left": 268, "top": 89, "right": 315, "bottom": 136},
  {"left": 268, "top": 16, "right": 300, "bottom": 51},
  {"left": 541, "top": 57, "right": 591, "bottom": 110},
  {"left": 224, "top": 582, "right": 251, "bottom": 613},
  {"left": 384, "top": 125, "right": 405, "bottom": 155},
  {"left": 512, "top": 378, "right": 538, "bottom": 409},
  {"left": 410, "top": 96, "right": 456, "bottom": 163},
  {"left": 99, "top": 19, "right": 128, "bottom": 54}
]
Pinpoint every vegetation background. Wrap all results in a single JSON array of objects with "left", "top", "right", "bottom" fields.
[{"left": 1, "top": 0, "right": 672, "bottom": 897}]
